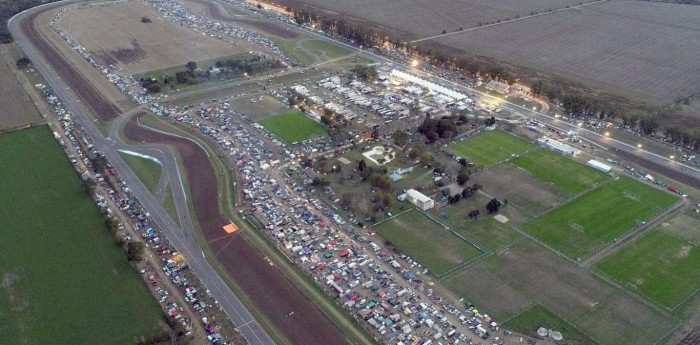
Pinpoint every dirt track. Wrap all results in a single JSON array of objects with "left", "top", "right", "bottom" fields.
[
  {"left": 20, "top": 11, "right": 120, "bottom": 122},
  {"left": 124, "top": 115, "right": 351, "bottom": 345}
]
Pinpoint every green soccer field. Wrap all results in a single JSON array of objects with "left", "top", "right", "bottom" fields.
[
  {"left": 373, "top": 210, "right": 483, "bottom": 275},
  {"left": 447, "top": 130, "right": 534, "bottom": 167},
  {"left": 524, "top": 176, "right": 678, "bottom": 259},
  {"left": 259, "top": 111, "right": 328, "bottom": 143},
  {"left": 512, "top": 149, "right": 610, "bottom": 194},
  {"left": 596, "top": 229, "right": 700, "bottom": 309},
  {"left": 0, "top": 126, "right": 163, "bottom": 345}
]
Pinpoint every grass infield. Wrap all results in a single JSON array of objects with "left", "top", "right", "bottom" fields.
[{"left": 259, "top": 111, "right": 327, "bottom": 143}]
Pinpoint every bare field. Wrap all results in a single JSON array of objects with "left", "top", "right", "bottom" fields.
[
  {"left": 57, "top": 1, "right": 245, "bottom": 74},
  {"left": 0, "top": 46, "right": 42, "bottom": 130},
  {"left": 280, "top": 0, "right": 583, "bottom": 38},
  {"left": 473, "top": 163, "right": 569, "bottom": 216},
  {"left": 435, "top": 1, "right": 700, "bottom": 103},
  {"left": 446, "top": 239, "right": 676, "bottom": 345}
]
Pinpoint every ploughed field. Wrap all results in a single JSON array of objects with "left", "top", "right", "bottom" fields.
[
  {"left": 0, "top": 126, "right": 164, "bottom": 345},
  {"left": 281, "top": 0, "right": 700, "bottom": 104}
]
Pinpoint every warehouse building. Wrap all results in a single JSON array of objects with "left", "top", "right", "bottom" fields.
[{"left": 398, "top": 189, "right": 434, "bottom": 210}]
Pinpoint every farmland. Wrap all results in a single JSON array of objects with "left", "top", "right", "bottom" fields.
[
  {"left": 259, "top": 111, "right": 328, "bottom": 143},
  {"left": 373, "top": 210, "right": 483, "bottom": 276},
  {"left": 57, "top": 1, "right": 249, "bottom": 74},
  {"left": 0, "top": 126, "right": 163, "bottom": 345},
  {"left": 596, "top": 229, "right": 700, "bottom": 309},
  {"left": 0, "top": 45, "right": 42, "bottom": 130},
  {"left": 282, "top": 0, "right": 700, "bottom": 104},
  {"left": 447, "top": 130, "right": 534, "bottom": 167},
  {"left": 434, "top": 1, "right": 700, "bottom": 103},
  {"left": 278, "top": 0, "right": 584, "bottom": 38},
  {"left": 512, "top": 149, "right": 610, "bottom": 194},
  {"left": 524, "top": 176, "right": 678, "bottom": 259},
  {"left": 445, "top": 239, "right": 677, "bottom": 345}
]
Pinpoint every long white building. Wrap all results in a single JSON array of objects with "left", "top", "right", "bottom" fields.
[{"left": 390, "top": 69, "right": 468, "bottom": 102}]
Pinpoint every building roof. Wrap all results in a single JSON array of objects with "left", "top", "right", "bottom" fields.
[
  {"left": 538, "top": 137, "right": 580, "bottom": 155},
  {"left": 587, "top": 159, "right": 611, "bottom": 171},
  {"left": 391, "top": 69, "right": 466, "bottom": 101},
  {"left": 485, "top": 80, "right": 511, "bottom": 93},
  {"left": 406, "top": 189, "right": 432, "bottom": 203}
]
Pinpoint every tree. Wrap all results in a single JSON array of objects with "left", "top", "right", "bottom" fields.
[
  {"left": 468, "top": 209, "right": 480, "bottom": 219},
  {"left": 461, "top": 187, "right": 474, "bottom": 199},
  {"left": 485, "top": 198, "right": 502, "bottom": 214},
  {"left": 358, "top": 159, "right": 367, "bottom": 173},
  {"left": 147, "top": 83, "right": 161, "bottom": 93},
  {"left": 126, "top": 241, "right": 145, "bottom": 262},
  {"left": 393, "top": 130, "right": 409, "bottom": 146},
  {"left": 186, "top": 61, "right": 197, "bottom": 72},
  {"left": 16, "top": 57, "right": 31, "bottom": 69},
  {"left": 371, "top": 128, "right": 380, "bottom": 140},
  {"left": 92, "top": 155, "right": 109, "bottom": 172},
  {"left": 456, "top": 171, "right": 469, "bottom": 185},
  {"left": 312, "top": 176, "right": 331, "bottom": 186},
  {"left": 426, "top": 131, "right": 439, "bottom": 143},
  {"left": 80, "top": 177, "right": 97, "bottom": 193},
  {"left": 140, "top": 16, "right": 152, "bottom": 23},
  {"left": 369, "top": 173, "right": 392, "bottom": 191}
]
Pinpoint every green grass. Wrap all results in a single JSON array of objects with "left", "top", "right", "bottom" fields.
[
  {"left": 163, "top": 184, "right": 179, "bottom": 227},
  {"left": 0, "top": 126, "right": 163, "bottom": 345},
  {"left": 447, "top": 130, "right": 535, "bottom": 167},
  {"left": 136, "top": 53, "right": 252, "bottom": 81},
  {"left": 258, "top": 111, "right": 327, "bottom": 143},
  {"left": 512, "top": 149, "right": 610, "bottom": 194},
  {"left": 301, "top": 40, "right": 351, "bottom": 60},
  {"left": 597, "top": 229, "right": 700, "bottom": 308},
  {"left": 271, "top": 38, "right": 314, "bottom": 66},
  {"left": 119, "top": 152, "right": 163, "bottom": 194},
  {"left": 373, "top": 210, "right": 483, "bottom": 275},
  {"left": 503, "top": 304, "right": 596, "bottom": 344},
  {"left": 524, "top": 176, "right": 678, "bottom": 259}
]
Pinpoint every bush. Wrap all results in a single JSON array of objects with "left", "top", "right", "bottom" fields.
[{"left": 16, "top": 57, "right": 31, "bottom": 69}]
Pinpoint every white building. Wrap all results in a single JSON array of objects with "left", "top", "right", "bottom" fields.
[
  {"left": 537, "top": 137, "right": 581, "bottom": 156},
  {"left": 390, "top": 69, "right": 467, "bottom": 101},
  {"left": 398, "top": 189, "right": 434, "bottom": 210},
  {"left": 587, "top": 159, "right": 612, "bottom": 173}
]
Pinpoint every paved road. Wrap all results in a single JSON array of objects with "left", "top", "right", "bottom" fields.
[{"left": 9, "top": 5, "right": 275, "bottom": 345}]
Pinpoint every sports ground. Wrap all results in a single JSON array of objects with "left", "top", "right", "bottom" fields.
[
  {"left": 524, "top": 176, "right": 678, "bottom": 259},
  {"left": 0, "top": 126, "right": 163, "bottom": 345},
  {"left": 447, "top": 130, "right": 534, "bottom": 167},
  {"left": 512, "top": 149, "right": 610, "bottom": 194},
  {"left": 373, "top": 210, "right": 483, "bottom": 276},
  {"left": 597, "top": 228, "right": 700, "bottom": 309},
  {"left": 259, "top": 111, "right": 328, "bottom": 143}
]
